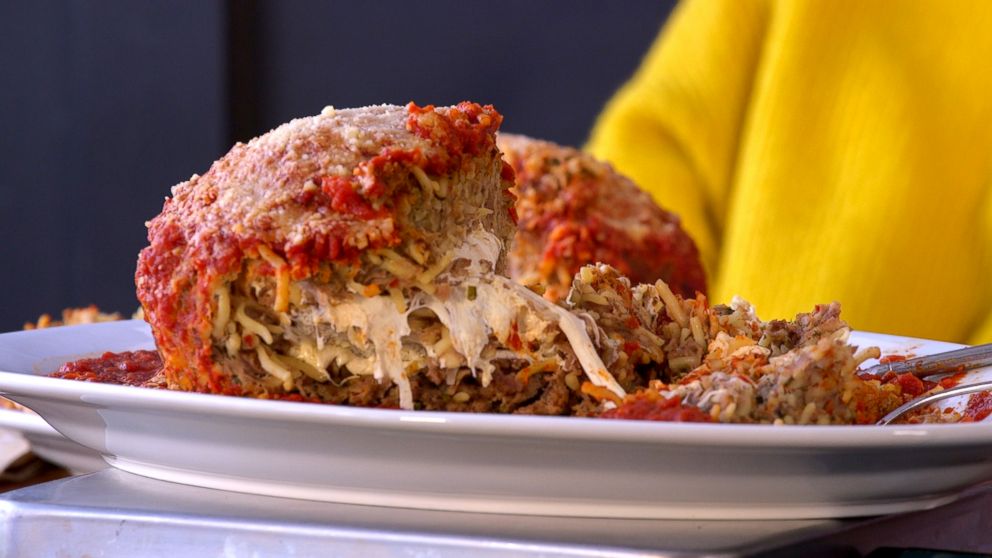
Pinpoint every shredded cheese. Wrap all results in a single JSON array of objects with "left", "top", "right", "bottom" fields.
[
  {"left": 278, "top": 353, "right": 330, "bottom": 383},
  {"left": 235, "top": 301, "right": 273, "bottom": 344},
  {"left": 212, "top": 283, "right": 231, "bottom": 339},
  {"left": 503, "top": 276, "right": 626, "bottom": 399},
  {"left": 418, "top": 251, "right": 454, "bottom": 286},
  {"left": 256, "top": 346, "right": 294, "bottom": 390},
  {"left": 411, "top": 166, "right": 440, "bottom": 197},
  {"left": 690, "top": 315, "right": 706, "bottom": 348},
  {"left": 655, "top": 279, "right": 688, "bottom": 328},
  {"left": 258, "top": 245, "right": 290, "bottom": 313}
]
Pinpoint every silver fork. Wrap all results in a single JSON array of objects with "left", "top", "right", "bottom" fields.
[
  {"left": 861, "top": 342, "right": 992, "bottom": 378},
  {"left": 876, "top": 380, "right": 992, "bottom": 425},
  {"left": 862, "top": 343, "right": 992, "bottom": 425}
]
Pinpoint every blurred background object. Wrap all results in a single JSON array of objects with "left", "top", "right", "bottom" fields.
[{"left": 0, "top": 1, "right": 676, "bottom": 332}]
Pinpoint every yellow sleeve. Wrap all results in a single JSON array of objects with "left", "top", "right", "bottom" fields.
[
  {"left": 586, "top": 0, "right": 771, "bottom": 277},
  {"left": 966, "top": 186, "right": 992, "bottom": 345}
]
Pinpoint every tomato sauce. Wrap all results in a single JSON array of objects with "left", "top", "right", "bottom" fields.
[
  {"left": 938, "top": 371, "right": 968, "bottom": 389},
  {"left": 51, "top": 350, "right": 163, "bottom": 387},
  {"left": 961, "top": 391, "right": 992, "bottom": 423},
  {"left": 319, "top": 176, "right": 383, "bottom": 219},
  {"left": 407, "top": 101, "right": 503, "bottom": 171},
  {"left": 622, "top": 340, "right": 641, "bottom": 354},
  {"left": 871, "top": 371, "right": 936, "bottom": 399},
  {"left": 601, "top": 394, "right": 711, "bottom": 423}
]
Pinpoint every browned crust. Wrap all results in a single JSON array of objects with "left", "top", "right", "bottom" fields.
[{"left": 500, "top": 133, "right": 707, "bottom": 302}]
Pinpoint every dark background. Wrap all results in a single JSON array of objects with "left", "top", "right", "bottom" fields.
[{"left": 0, "top": 1, "right": 675, "bottom": 331}]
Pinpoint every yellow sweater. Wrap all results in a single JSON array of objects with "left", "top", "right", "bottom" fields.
[{"left": 588, "top": 0, "right": 992, "bottom": 344}]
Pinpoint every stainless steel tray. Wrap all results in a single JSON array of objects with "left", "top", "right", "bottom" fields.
[
  {"left": 1, "top": 470, "right": 989, "bottom": 557},
  {"left": 0, "top": 470, "right": 850, "bottom": 557}
]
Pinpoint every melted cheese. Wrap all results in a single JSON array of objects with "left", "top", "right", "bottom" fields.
[
  {"left": 321, "top": 294, "right": 414, "bottom": 409},
  {"left": 500, "top": 277, "right": 626, "bottom": 399},
  {"left": 290, "top": 226, "right": 625, "bottom": 409},
  {"left": 412, "top": 274, "right": 625, "bottom": 399},
  {"left": 416, "top": 282, "right": 515, "bottom": 387},
  {"left": 451, "top": 226, "right": 503, "bottom": 275}
]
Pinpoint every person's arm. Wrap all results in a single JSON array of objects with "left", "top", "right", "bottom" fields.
[
  {"left": 587, "top": 0, "right": 771, "bottom": 276},
  {"left": 967, "top": 192, "right": 992, "bottom": 344}
]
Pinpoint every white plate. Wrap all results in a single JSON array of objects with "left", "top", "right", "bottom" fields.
[
  {"left": 1, "top": 321, "right": 991, "bottom": 519},
  {"left": 0, "top": 408, "right": 106, "bottom": 474},
  {"left": 0, "top": 426, "right": 30, "bottom": 473}
]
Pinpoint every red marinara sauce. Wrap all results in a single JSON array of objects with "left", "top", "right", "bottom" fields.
[
  {"left": 867, "top": 371, "right": 936, "bottom": 399},
  {"left": 51, "top": 350, "right": 163, "bottom": 386},
  {"left": 600, "top": 393, "right": 712, "bottom": 423},
  {"left": 961, "top": 391, "right": 992, "bottom": 423}
]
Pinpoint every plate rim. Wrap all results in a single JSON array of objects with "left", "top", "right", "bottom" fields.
[{"left": 0, "top": 407, "right": 54, "bottom": 438}]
